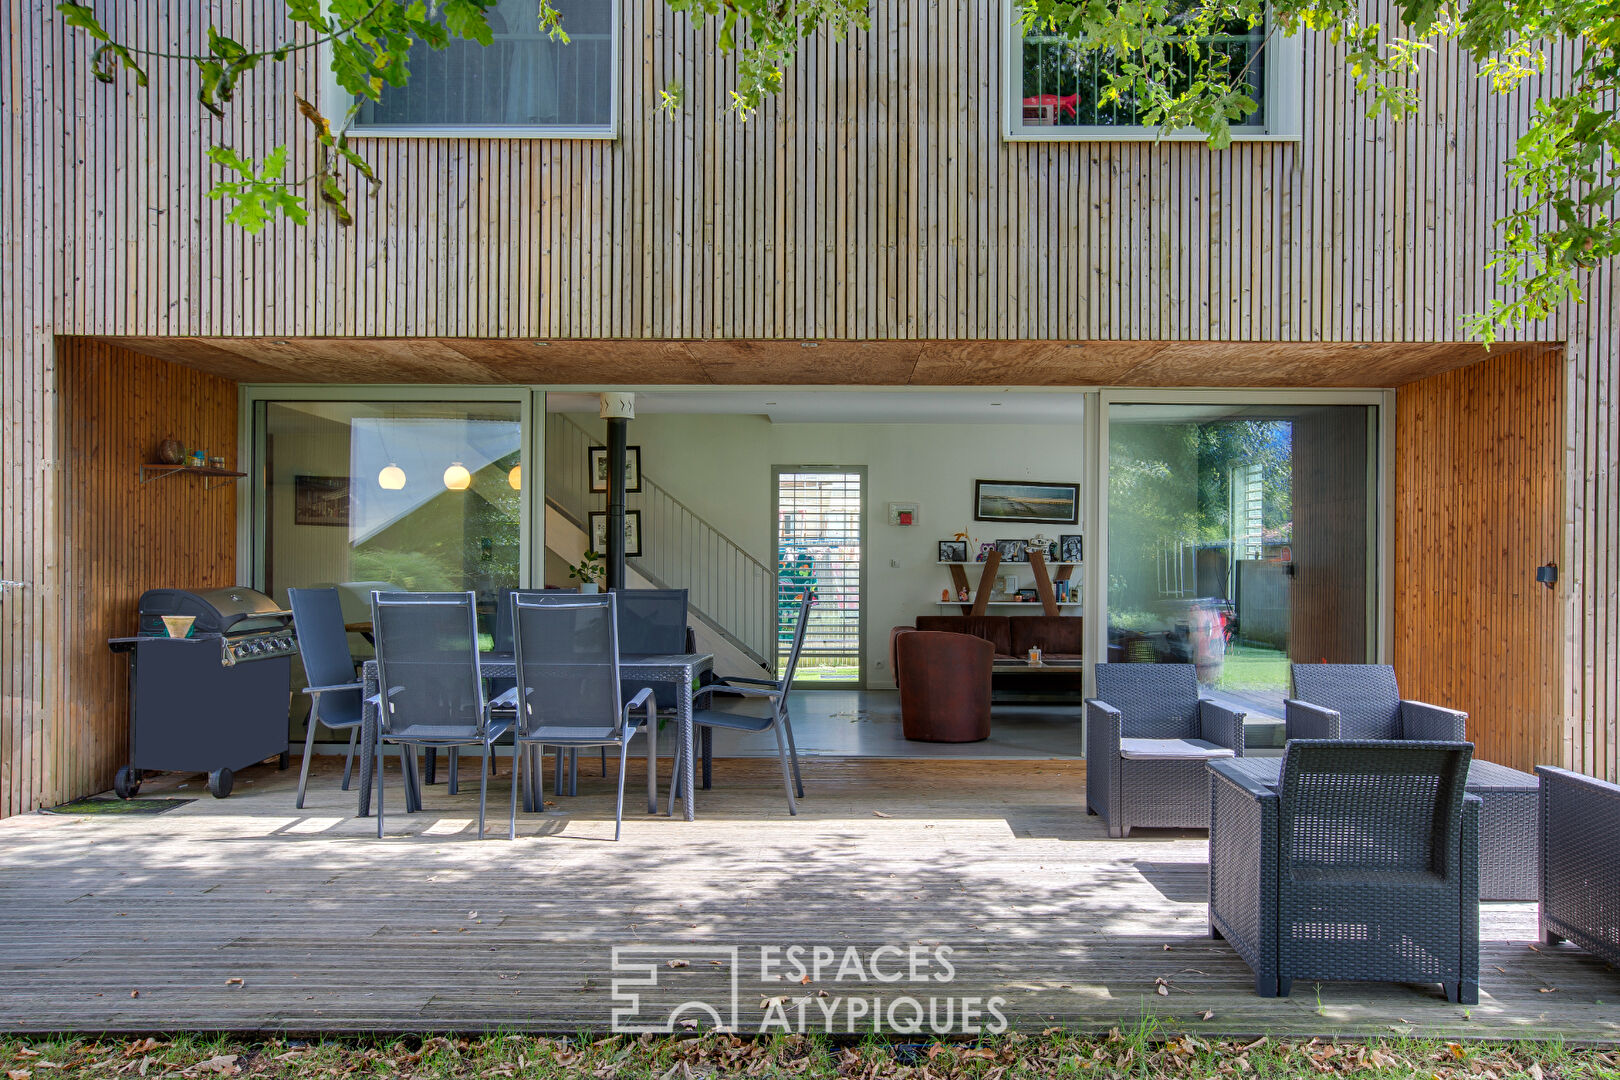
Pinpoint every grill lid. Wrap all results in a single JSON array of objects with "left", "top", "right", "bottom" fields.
[{"left": 137, "top": 587, "right": 292, "bottom": 637}]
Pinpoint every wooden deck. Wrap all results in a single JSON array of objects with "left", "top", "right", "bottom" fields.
[{"left": 0, "top": 756, "right": 1615, "bottom": 1041}]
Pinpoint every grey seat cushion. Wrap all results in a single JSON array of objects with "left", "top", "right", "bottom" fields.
[{"left": 1118, "top": 737, "right": 1236, "bottom": 761}]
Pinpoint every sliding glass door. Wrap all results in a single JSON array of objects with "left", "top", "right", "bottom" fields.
[{"left": 1104, "top": 401, "right": 1379, "bottom": 712}]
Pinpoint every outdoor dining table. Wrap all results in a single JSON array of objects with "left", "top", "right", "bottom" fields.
[{"left": 353, "top": 651, "right": 714, "bottom": 823}]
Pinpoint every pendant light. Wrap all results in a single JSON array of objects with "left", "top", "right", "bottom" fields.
[
  {"left": 443, "top": 462, "right": 472, "bottom": 491},
  {"left": 375, "top": 426, "right": 406, "bottom": 490},
  {"left": 507, "top": 463, "right": 522, "bottom": 490}
]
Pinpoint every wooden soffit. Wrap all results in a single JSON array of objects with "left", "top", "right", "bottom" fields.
[{"left": 86, "top": 336, "right": 1552, "bottom": 388}]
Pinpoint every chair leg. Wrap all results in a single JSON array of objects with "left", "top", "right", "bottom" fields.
[
  {"left": 771, "top": 723, "right": 798, "bottom": 816},
  {"left": 701, "top": 726, "right": 712, "bottom": 790},
  {"left": 668, "top": 738, "right": 683, "bottom": 817},
  {"left": 509, "top": 740, "right": 522, "bottom": 841},
  {"left": 375, "top": 741, "right": 386, "bottom": 839},
  {"left": 477, "top": 743, "right": 490, "bottom": 839},
  {"left": 601, "top": 746, "right": 608, "bottom": 777},
  {"left": 449, "top": 748, "right": 460, "bottom": 796},
  {"left": 1276, "top": 977, "right": 1293, "bottom": 998},
  {"left": 341, "top": 728, "right": 358, "bottom": 791},
  {"left": 295, "top": 716, "right": 319, "bottom": 810},
  {"left": 614, "top": 736, "right": 631, "bottom": 841},
  {"left": 783, "top": 717, "right": 804, "bottom": 799},
  {"left": 644, "top": 712, "right": 658, "bottom": 815}
]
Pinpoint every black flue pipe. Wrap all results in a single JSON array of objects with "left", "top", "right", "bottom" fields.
[{"left": 605, "top": 417, "right": 628, "bottom": 590}]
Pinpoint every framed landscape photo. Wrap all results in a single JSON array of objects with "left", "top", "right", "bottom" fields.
[
  {"left": 293, "top": 475, "right": 350, "bottom": 527},
  {"left": 974, "top": 479, "right": 1080, "bottom": 525},
  {"left": 938, "top": 540, "right": 968, "bottom": 562},
  {"left": 1059, "top": 534, "right": 1084, "bottom": 563},
  {"left": 588, "top": 510, "right": 644, "bottom": 558},
  {"left": 588, "top": 446, "right": 643, "bottom": 494}
]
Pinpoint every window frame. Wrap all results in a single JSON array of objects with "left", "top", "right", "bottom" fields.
[
  {"left": 319, "top": 0, "right": 620, "bottom": 141},
  {"left": 1002, "top": 0, "right": 1302, "bottom": 143}
]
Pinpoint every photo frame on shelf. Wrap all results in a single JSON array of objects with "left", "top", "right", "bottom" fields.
[
  {"left": 938, "top": 540, "right": 968, "bottom": 562},
  {"left": 995, "top": 539, "right": 1026, "bottom": 562},
  {"left": 588, "top": 510, "right": 643, "bottom": 558},
  {"left": 589, "top": 446, "right": 643, "bottom": 494},
  {"left": 1059, "top": 534, "right": 1084, "bottom": 563}
]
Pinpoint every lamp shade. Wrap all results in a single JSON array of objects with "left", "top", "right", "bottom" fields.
[
  {"left": 377, "top": 463, "right": 407, "bottom": 490},
  {"left": 507, "top": 463, "right": 522, "bottom": 490},
  {"left": 443, "top": 462, "right": 472, "bottom": 491}
]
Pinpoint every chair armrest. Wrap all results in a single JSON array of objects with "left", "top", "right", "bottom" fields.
[
  {"left": 1199, "top": 699, "right": 1248, "bottom": 755},
  {"left": 716, "top": 684, "right": 782, "bottom": 700},
  {"left": 1401, "top": 699, "right": 1467, "bottom": 742},
  {"left": 624, "top": 686, "right": 655, "bottom": 715},
  {"left": 1284, "top": 698, "right": 1340, "bottom": 741},
  {"left": 1085, "top": 699, "right": 1123, "bottom": 761},
  {"left": 1208, "top": 759, "right": 1279, "bottom": 802},
  {"left": 490, "top": 686, "right": 521, "bottom": 708},
  {"left": 302, "top": 680, "right": 363, "bottom": 696},
  {"left": 716, "top": 675, "right": 777, "bottom": 687}
]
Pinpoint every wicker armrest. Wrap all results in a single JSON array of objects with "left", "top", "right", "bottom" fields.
[
  {"left": 1208, "top": 759, "right": 1278, "bottom": 802},
  {"left": 1284, "top": 698, "right": 1340, "bottom": 741},
  {"left": 1199, "top": 699, "right": 1248, "bottom": 755},
  {"left": 1084, "top": 699, "right": 1123, "bottom": 761},
  {"left": 1401, "top": 699, "right": 1467, "bottom": 741}
]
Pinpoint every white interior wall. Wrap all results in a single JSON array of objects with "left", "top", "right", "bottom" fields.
[{"left": 561, "top": 412, "right": 1087, "bottom": 687}]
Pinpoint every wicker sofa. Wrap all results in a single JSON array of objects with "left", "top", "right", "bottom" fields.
[
  {"left": 1209, "top": 740, "right": 1481, "bottom": 1003},
  {"left": 1537, "top": 766, "right": 1620, "bottom": 965}
]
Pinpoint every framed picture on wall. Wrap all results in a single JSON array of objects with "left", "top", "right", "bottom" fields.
[
  {"left": 973, "top": 479, "right": 1080, "bottom": 525},
  {"left": 1059, "top": 534, "right": 1084, "bottom": 563},
  {"left": 589, "top": 446, "right": 643, "bottom": 494},
  {"left": 293, "top": 475, "right": 350, "bottom": 527},
  {"left": 588, "top": 510, "right": 643, "bottom": 558}
]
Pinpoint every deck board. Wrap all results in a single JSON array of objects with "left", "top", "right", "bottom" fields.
[{"left": 0, "top": 757, "right": 1614, "bottom": 1041}]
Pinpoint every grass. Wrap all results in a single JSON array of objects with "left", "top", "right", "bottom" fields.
[
  {"left": 1212, "top": 643, "right": 1291, "bottom": 694},
  {"left": 3, "top": 1028, "right": 1618, "bottom": 1080}
]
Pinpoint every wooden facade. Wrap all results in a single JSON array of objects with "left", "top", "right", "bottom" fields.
[{"left": 2, "top": 0, "right": 1617, "bottom": 810}]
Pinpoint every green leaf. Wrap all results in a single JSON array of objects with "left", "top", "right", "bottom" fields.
[{"left": 57, "top": 1, "right": 109, "bottom": 41}]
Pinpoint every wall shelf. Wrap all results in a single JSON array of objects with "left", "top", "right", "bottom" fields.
[
  {"left": 936, "top": 601, "right": 1083, "bottom": 608},
  {"left": 138, "top": 464, "right": 246, "bottom": 491},
  {"left": 938, "top": 549, "right": 1080, "bottom": 616}
]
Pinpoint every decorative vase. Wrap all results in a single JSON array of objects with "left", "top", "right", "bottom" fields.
[
  {"left": 156, "top": 437, "right": 184, "bottom": 464},
  {"left": 579, "top": 582, "right": 600, "bottom": 594}
]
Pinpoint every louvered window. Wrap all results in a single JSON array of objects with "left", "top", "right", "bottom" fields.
[{"left": 775, "top": 469, "right": 864, "bottom": 685}]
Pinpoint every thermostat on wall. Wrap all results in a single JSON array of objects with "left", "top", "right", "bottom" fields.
[{"left": 886, "top": 502, "right": 919, "bottom": 526}]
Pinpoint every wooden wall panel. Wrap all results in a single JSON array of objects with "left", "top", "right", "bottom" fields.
[
  {"left": 3, "top": 0, "right": 1617, "bottom": 808},
  {"left": 53, "top": 339, "right": 239, "bottom": 808},
  {"left": 1393, "top": 345, "right": 1566, "bottom": 774}
]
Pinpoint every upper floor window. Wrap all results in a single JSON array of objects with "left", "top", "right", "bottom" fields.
[
  {"left": 336, "top": 0, "right": 617, "bottom": 138},
  {"left": 1003, "top": 2, "right": 1300, "bottom": 142}
]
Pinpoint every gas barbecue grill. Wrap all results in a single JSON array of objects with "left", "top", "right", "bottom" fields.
[{"left": 107, "top": 587, "right": 295, "bottom": 798}]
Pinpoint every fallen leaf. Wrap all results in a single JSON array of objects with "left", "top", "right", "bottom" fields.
[
  {"left": 799, "top": 975, "right": 812, "bottom": 985},
  {"left": 1200, "top": 1010, "right": 1215, "bottom": 1021},
  {"left": 188, "top": 1056, "right": 238, "bottom": 1077},
  {"left": 1539, "top": 986, "right": 1558, "bottom": 993},
  {"left": 8, "top": 1070, "right": 31, "bottom": 1080},
  {"left": 1155, "top": 980, "right": 1170, "bottom": 997},
  {"left": 872, "top": 810, "right": 892, "bottom": 818},
  {"left": 678, "top": 1018, "right": 698, "bottom": 1031},
  {"left": 468, "top": 911, "right": 478, "bottom": 919},
  {"left": 758, "top": 996, "right": 789, "bottom": 1010},
  {"left": 665, "top": 959, "right": 689, "bottom": 969},
  {"left": 1530, "top": 1063, "right": 1545, "bottom": 1080},
  {"left": 1163, "top": 944, "right": 1172, "bottom": 951},
  {"left": 130, "top": 990, "right": 140, "bottom": 998},
  {"left": 224, "top": 977, "right": 244, "bottom": 986},
  {"left": 1447, "top": 1043, "right": 1467, "bottom": 1060}
]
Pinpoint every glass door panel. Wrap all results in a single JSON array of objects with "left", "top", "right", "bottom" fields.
[
  {"left": 1105, "top": 403, "right": 1376, "bottom": 713},
  {"left": 775, "top": 468, "right": 864, "bottom": 686}
]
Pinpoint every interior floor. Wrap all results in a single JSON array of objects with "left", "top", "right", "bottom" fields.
[{"left": 705, "top": 689, "right": 1083, "bottom": 759}]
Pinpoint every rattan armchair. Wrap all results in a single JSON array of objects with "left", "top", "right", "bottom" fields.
[
  {"left": 1537, "top": 765, "right": 1620, "bottom": 965},
  {"left": 1085, "top": 663, "right": 1246, "bottom": 838},
  {"left": 1287, "top": 664, "right": 1466, "bottom": 742},
  {"left": 1209, "top": 740, "right": 1480, "bottom": 1003}
]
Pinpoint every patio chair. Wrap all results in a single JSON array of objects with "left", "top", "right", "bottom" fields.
[
  {"left": 1208, "top": 740, "right": 1480, "bottom": 1003},
  {"left": 1286, "top": 663, "right": 1466, "bottom": 742},
  {"left": 680, "top": 597, "right": 814, "bottom": 815},
  {"left": 1536, "top": 765, "right": 1620, "bottom": 965},
  {"left": 288, "top": 587, "right": 365, "bottom": 809},
  {"left": 1085, "top": 663, "right": 1246, "bottom": 837},
  {"left": 616, "top": 588, "right": 690, "bottom": 711},
  {"left": 369, "top": 591, "right": 514, "bottom": 839},
  {"left": 504, "top": 591, "right": 657, "bottom": 841}
]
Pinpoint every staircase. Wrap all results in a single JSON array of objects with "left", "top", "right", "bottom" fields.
[{"left": 545, "top": 415, "right": 777, "bottom": 674}]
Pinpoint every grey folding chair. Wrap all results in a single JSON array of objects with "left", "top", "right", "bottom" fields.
[
  {"left": 288, "top": 587, "right": 365, "bottom": 809},
  {"left": 368, "top": 591, "right": 514, "bottom": 839},
  {"left": 678, "top": 597, "right": 814, "bottom": 816},
  {"left": 502, "top": 591, "right": 657, "bottom": 840}
]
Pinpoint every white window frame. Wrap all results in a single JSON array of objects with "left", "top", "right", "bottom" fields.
[
  {"left": 1002, "top": 0, "right": 1302, "bottom": 142},
  {"left": 319, "top": 0, "right": 619, "bottom": 141}
]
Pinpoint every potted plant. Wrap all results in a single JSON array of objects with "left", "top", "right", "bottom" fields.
[{"left": 568, "top": 550, "right": 605, "bottom": 593}]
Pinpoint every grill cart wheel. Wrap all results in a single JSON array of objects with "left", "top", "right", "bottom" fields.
[
  {"left": 207, "top": 768, "right": 234, "bottom": 799},
  {"left": 113, "top": 766, "right": 141, "bottom": 800}
]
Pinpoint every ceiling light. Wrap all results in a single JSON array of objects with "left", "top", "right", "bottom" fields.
[
  {"left": 800, "top": 341, "right": 819, "bottom": 348},
  {"left": 443, "top": 462, "right": 472, "bottom": 491},
  {"left": 507, "top": 464, "right": 522, "bottom": 491},
  {"left": 377, "top": 464, "right": 407, "bottom": 490}
]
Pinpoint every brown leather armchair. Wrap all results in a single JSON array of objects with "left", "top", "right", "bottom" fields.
[{"left": 895, "top": 631, "right": 993, "bottom": 742}]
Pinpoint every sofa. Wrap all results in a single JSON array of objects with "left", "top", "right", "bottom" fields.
[{"left": 892, "top": 615, "right": 1084, "bottom": 694}]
